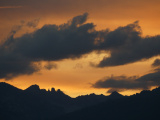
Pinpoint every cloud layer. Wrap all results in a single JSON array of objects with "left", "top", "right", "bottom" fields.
[
  {"left": 0, "top": 13, "right": 97, "bottom": 79},
  {"left": 1, "top": 13, "right": 160, "bottom": 80},
  {"left": 92, "top": 66, "right": 160, "bottom": 93},
  {"left": 97, "top": 22, "right": 160, "bottom": 67},
  {"left": 152, "top": 59, "right": 160, "bottom": 67}
]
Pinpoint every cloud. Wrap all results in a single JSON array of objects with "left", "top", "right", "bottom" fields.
[
  {"left": 0, "top": 49, "right": 40, "bottom": 80},
  {"left": 44, "top": 62, "right": 58, "bottom": 70},
  {"left": 0, "top": 13, "right": 97, "bottom": 79},
  {"left": 152, "top": 59, "right": 160, "bottom": 67},
  {"left": 73, "top": 63, "right": 83, "bottom": 69},
  {"left": 96, "top": 22, "right": 160, "bottom": 67},
  {"left": 1, "top": 13, "right": 160, "bottom": 80},
  {"left": 5, "top": 19, "right": 39, "bottom": 39},
  {"left": 92, "top": 69, "right": 160, "bottom": 93},
  {"left": 26, "top": 19, "right": 40, "bottom": 28},
  {"left": 11, "top": 13, "right": 97, "bottom": 61}
]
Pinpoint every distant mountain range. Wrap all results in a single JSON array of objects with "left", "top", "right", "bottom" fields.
[{"left": 0, "top": 82, "right": 160, "bottom": 120}]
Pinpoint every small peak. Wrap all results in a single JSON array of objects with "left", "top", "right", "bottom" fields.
[
  {"left": 0, "top": 82, "right": 20, "bottom": 92},
  {"left": 109, "top": 91, "right": 123, "bottom": 97},
  {"left": 41, "top": 89, "right": 47, "bottom": 92},
  {"left": 152, "top": 86, "right": 160, "bottom": 92},
  {"left": 56, "top": 89, "right": 65, "bottom": 95},
  {"left": 51, "top": 88, "right": 56, "bottom": 93},
  {"left": 90, "top": 93, "right": 96, "bottom": 96},
  {"left": 57, "top": 89, "right": 62, "bottom": 93},
  {"left": 0, "top": 82, "right": 11, "bottom": 86},
  {"left": 25, "top": 84, "right": 40, "bottom": 92}
]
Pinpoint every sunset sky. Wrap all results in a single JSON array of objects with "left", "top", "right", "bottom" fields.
[{"left": 0, "top": 0, "right": 160, "bottom": 97}]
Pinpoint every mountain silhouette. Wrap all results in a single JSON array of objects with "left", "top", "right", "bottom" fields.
[
  {"left": 1, "top": 82, "right": 160, "bottom": 120},
  {"left": 0, "top": 83, "right": 65, "bottom": 120},
  {"left": 25, "top": 84, "right": 40, "bottom": 93},
  {"left": 0, "top": 82, "right": 120, "bottom": 120},
  {"left": 108, "top": 91, "right": 123, "bottom": 99},
  {"left": 0, "top": 82, "right": 21, "bottom": 95},
  {"left": 55, "top": 87, "right": 160, "bottom": 120}
]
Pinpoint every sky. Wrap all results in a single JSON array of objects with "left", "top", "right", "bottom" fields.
[{"left": 0, "top": 0, "right": 160, "bottom": 97}]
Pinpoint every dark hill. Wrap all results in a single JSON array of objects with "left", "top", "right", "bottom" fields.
[
  {"left": 0, "top": 82, "right": 121, "bottom": 120},
  {"left": 55, "top": 87, "right": 160, "bottom": 120},
  {"left": 25, "top": 84, "right": 40, "bottom": 93},
  {"left": 0, "top": 83, "right": 65, "bottom": 120},
  {"left": 108, "top": 91, "right": 123, "bottom": 98},
  {"left": 1, "top": 82, "right": 159, "bottom": 120},
  {"left": 0, "top": 82, "right": 22, "bottom": 95}
]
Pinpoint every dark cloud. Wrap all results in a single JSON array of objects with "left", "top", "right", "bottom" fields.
[
  {"left": 12, "top": 13, "right": 96, "bottom": 61},
  {"left": 26, "top": 18, "right": 40, "bottom": 28},
  {"left": 92, "top": 75, "right": 141, "bottom": 93},
  {"left": 98, "top": 21, "right": 141, "bottom": 50},
  {"left": 92, "top": 69, "right": 160, "bottom": 93},
  {"left": 0, "top": 21, "right": 42, "bottom": 79},
  {"left": 152, "top": 59, "right": 160, "bottom": 67},
  {"left": 0, "top": 13, "right": 97, "bottom": 79},
  {"left": 97, "top": 22, "right": 160, "bottom": 67},
  {"left": 44, "top": 62, "right": 57, "bottom": 70},
  {"left": 1, "top": 13, "right": 160, "bottom": 80},
  {"left": 0, "top": 48, "right": 40, "bottom": 80},
  {"left": 9, "top": 24, "right": 24, "bottom": 36}
]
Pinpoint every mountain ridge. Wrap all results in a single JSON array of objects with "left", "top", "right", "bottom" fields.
[
  {"left": 56, "top": 86, "right": 160, "bottom": 120},
  {"left": 1, "top": 82, "right": 160, "bottom": 120}
]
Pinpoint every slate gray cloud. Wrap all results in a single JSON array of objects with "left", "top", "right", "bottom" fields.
[
  {"left": 97, "top": 22, "right": 160, "bottom": 67},
  {"left": 152, "top": 59, "right": 160, "bottom": 67},
  {"left": 0, "top": 13, "right": 97, "bottom": 79},
  {"left": 1, "top": 13, "right": 160, "bottom": 80},
  {"left": 44, "top": 62, "right": 58, "bottom": 70},
  {"left": 92, "top": 69, "right": 160, "bottom": 93},
  {"left": 11, "top": 13, "right": 96, "bottom": 61}
]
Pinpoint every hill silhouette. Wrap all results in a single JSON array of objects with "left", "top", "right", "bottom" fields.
[
  {"left": 0, "top": 82, "right": 65, "bottom": 120},
  {"left": 0, "top": 82, "right": 160, "bottom": 120},
  {"left": 108, "top": 91, "right": 123, "bottom": 98},
  {"left": 55, "top": 87, "right": 160, "bottom": 120},
  {"left": 0, "top": 82, "right": 120, "bottom": 120}
]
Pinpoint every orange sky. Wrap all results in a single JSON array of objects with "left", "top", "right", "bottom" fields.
[{"left": 0, "top": 0, "right": 160, "bottom": 97}]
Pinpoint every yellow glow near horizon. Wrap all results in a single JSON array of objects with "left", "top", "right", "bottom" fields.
[{"left": 1, "top": 53, "right": 158, "bottom": 97}]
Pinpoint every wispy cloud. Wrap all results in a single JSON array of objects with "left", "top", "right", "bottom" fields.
[
  {"left": 0, "top": 6, "right": 22, "bottom": 9},
  {"left": 92, "top": 68, "right": 160, "bottom": 93}
]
